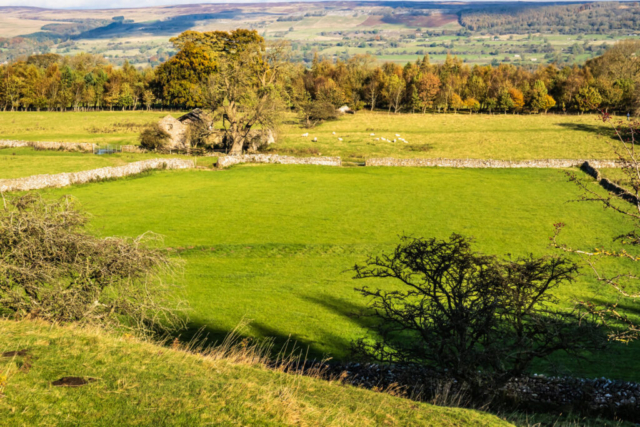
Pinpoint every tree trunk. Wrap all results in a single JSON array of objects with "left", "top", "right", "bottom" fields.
[{"left": 229, "top": 136, "right": 244, "bottom": 155}]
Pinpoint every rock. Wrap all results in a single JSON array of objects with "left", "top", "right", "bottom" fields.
[{"left": 337, "top": 105, "right": 355, "bottom": 115}]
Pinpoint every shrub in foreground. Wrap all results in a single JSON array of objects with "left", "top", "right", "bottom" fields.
[
  {"left": 0, "top": 194, "right": 186, "bottom": 335},
  {"left": 352, "top": 234, "right": 607, "bottom": 399}
]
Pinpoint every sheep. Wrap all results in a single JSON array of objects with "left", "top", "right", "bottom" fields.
[
  {"left": 381, "top": 137, "right": 387, "bottom": 141},
  {"left": 332, "top": 132, "right": 336, "bottom": 135},
  {"left": 313, "top": 137, "right": 318, "bottom": 142},
  {"left": 395, "top": 133, "right": 400, "bottom": 137},
  {"left": 338, "top": 138, "right": 343, "bottom": 141},
  {"left": 392, "top": 139, "right": 396, "bottom": 143},
  {"left": 302, "top": 133, "right": 309, "bottom": 137},
  {"left": 370, "top": 133, "right": 375, "bottom": 136},
  {"left": 373, "top": 138, "right": 380, "bottom": 141}
]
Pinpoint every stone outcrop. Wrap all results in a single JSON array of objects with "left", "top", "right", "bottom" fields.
[
  {"left": 217, "top": 154, "right": 341, "bottom": 168},
  {"left": 0, "top": 139, "right": 95, "bottom": 152},
  {"left": 0, "top": 158, "right": 195, "bottom": 192},
  {"left": 366, "top": 157, "right": 623, "bottom": 169},
  {"left": 337, "top": 105, "right": 355, "bottom": 114}
]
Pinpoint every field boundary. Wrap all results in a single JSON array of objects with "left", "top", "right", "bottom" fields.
[
  {"left": 217, "top": 154, "right": 342, "bottom": 168},
  {"left": 366, "top": 158, "right": 623, "bottom": 168},
  {"left": 0, "top": 158, "right": 195, "bottom": 192},
  {"left": 581, "top": 161, "right": 639, "bottom": 205},
  {"left": 0, "top": 139, "right": 144, "bottom": 153}
]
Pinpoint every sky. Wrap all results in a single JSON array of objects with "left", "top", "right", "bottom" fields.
[{"left": 0, "top": 0, "right": 274, "bottom": 9}]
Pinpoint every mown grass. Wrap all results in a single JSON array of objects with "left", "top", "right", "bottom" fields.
[
  {"left": 0, "top": 111, "right": 619, "bottom": 161},
  {"left": 43, "top": 165, "right": 640, "bottom": 381},
  {"left": 0, "top": 319, "right": 509, "bottom": 426},
  {"left": 0, "top": 147, "right": 199, "bottom": 179}
]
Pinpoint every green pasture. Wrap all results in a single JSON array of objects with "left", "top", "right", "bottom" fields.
[
  {"left": 0, "top": 111, "right": 168, "bottom": 145},
  {"left": 274, "top": 111, "right": 618, "bottom": 161},
  {"left": 0, "top": 111, "right": 621, "bottom": 162},
  {"left": 0, "top": 147, "right": 197, "bottom": 179},
  {"left": 43, "top": 165, "right": 640, "bottom": 381}
]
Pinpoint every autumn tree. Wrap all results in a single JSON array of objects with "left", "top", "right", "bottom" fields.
[
  {"left": 530, "top": 79, "right": 549, "bottom": 113},
  {"left": 383, "top": 73, "right": 405, "bottom": 114},
  {"left": 575, "top": 86, "right": 603, "bottom": 113},
  {"left": 415, "top": 72, "right": 440, "bottom": 113},
  {"left": 204, "top": 41, "right": 291, "bottom": 155}
]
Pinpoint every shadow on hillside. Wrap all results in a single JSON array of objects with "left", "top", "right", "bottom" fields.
[
  {"left": 74, "top": 10, "right": 277, "bottom": 39},
  {"left": 179, "top": 294, "right": 374, "bottom": 362},
  {"left": 555, "top": 122, "right": 619, "bottom": 141}
]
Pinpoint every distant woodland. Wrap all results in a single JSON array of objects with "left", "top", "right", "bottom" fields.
[
  {"left": 460, "top": 2, "right": 640, "bottom": 34},
  {"left": 1, "top": 29, "right": 639, "bottom": 115}
]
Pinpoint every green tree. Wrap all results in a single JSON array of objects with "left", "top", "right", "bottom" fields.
[{"left": 576, "top": 86, "right": 603, "bottom": 113}]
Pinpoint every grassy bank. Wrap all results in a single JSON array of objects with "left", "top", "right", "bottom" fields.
[
  {"left": 0, "top": 319, "right": 509, "bottom": 426},
  {"left": 43, "top": 165, "right": 640, "bottom": 381}
]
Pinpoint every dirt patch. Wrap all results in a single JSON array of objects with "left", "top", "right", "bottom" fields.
[
  {"left": 52, "top": 377, "right": 96, "bottom": 387},
  {"left": 2, "top": 349, "right": 29, "bottom": 358}
]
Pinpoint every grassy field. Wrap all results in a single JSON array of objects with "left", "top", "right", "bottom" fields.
[
  {"left": 42, "top": 165, "right": 640, "bottom": 381},
  {"left": 0, "top": 111, "right": 620, "bottom": 161},
  {"left": 0, "top": 147, "right": 201, "bottom": 179},
  {"left": 0, "top": 319, "right": 509, "bottom": 426}
]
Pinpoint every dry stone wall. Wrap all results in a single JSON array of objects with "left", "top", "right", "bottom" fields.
[
  {"left": 0, "top": 139, "right": 95, "bottom": 152},
  {"left": 0, "top": 158, "right": 195, "bottom": 192},
  {"left": 581, "top": 161, "right": 639, "bottom": 205},
  {"left": 217, "top": 154, "right": 342, "bottom": 168},
  {"left": 366, "top": 157, "right": 622, "bottom": 169}
]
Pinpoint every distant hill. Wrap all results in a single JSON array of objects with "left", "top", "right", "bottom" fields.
[{"left": 0, "top": 1, "right": 636, "bottom": 67}]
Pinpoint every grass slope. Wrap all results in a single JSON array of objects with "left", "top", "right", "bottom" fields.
[
  {"left": 0, "top": 111, "right": 619, "bottom": 161},
  {"left": 0, "top": 319, "right": 509, "bottom": 426},
  {"left": 43, "top": 165, "right": 640, "bottom": 381}
]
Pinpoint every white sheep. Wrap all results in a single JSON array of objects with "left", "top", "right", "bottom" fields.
[
  {"left": 338, "top": 138, "right": 343, "bottom": 141},
  {"left": 395, "top": 134, "right": 400, "bottom": 137},
  {"left": 370, "top": 133, "right": 375, "bottom": 136},
  {"left": 381, "top": 137, "right": 387, "bottom": 141},
  {"left": 373, "top": 138, "right": 380, "bottom": 141},
  {"left": 313, "top": 137, "right": 318, "bottom": 142},
  {"left": 332, "top": 132, "right": 336, "bottom": 135}
]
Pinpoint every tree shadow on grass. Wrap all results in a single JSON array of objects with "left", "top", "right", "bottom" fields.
[
  {"left": 178, "top": 294, "right": 373, "bottom": 362},
  {"left": 555, "top": 122, "right": 618, "bottom": 141}
]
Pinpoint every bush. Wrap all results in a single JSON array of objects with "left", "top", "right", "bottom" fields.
[
  {"left": 139, "top": 123, "right": 170, "bottom": 150},
  {"left": 299, "top": 100, "right": 339, "bottom": 128},
  {"left": 352, "top": 234, "right": 606, "bottom": 399},
  {"left": 0, "top": 194, "right": 186, "bottom": 335}
]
